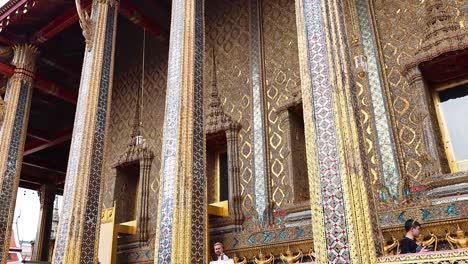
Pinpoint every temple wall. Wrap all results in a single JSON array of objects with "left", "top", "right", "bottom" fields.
[
  {"left": 103, "top": 19, "right": 168, "bottom": 262},
  {"left": 261, "top": 0, "right": 304, "bottom": 208},
  {"left": 344, "top": 0, "right": 468, "bottom": 230},
  {"left": 204, "top": 0, "right": 254, "bottom": 216},
  {"left": 204, "top": 0, "right": 313, "bottom": 258}
]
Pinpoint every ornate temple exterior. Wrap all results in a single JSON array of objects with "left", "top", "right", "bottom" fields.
[{"left": 0, "top": 0, "right": 467, "bottom": 263}]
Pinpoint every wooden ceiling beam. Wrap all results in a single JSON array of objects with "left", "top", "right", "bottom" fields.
[
  {"left": 24, "top": 126, "right": 73, "bottom": 156},
  {"left": 27, "top": 128, "right": 51, "bottom": 143},
  {"left": 120, "top": 0, "right": 168, "bottom": 39},
  {"left": 0, "top": 61, "right": 78, "bottom": 104},
  {"left": 29, "top": 0, "right": 92, "bottom": 45},
  {"left": 0, "top": 0, "right": 29, "bottom": 27}
]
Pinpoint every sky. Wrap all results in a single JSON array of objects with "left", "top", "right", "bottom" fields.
[
  {"left": 13, "top": 188, "right": 63, "bottom": 243},
  {"left": 13, "top": 188, "right": 40, "bottom": 242},
  {"left": 0, "top": 0, "right": 9, "bottom": 8},
  {"left": 440, "top": 95, "right": 468, "bottom": 161}
]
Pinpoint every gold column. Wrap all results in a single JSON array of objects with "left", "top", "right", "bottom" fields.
[
  {"left": 154, "top": 0, "right": 207, "bottom": 263},
  {"left": 52, "top": 1, "right": 118, "bottom": 263},
  {"left": 295, "top": 0, "right": 378, "bottom": 263},
  {"left": 0, "top": 44, "right": 39, "bottom": 263},
  {"left": 32, "top": 184, "right": 56, "bottom": 261}
]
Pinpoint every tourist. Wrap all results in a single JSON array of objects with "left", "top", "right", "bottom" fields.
[
  {"left": 400, "top": 219, "right": 430, "bottom": 254},
  {"left": 214, "top": 241, "right": 230, "bottom": 260}
]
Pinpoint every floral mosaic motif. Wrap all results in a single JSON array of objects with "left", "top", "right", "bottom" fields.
[{"left": 301, "top": 0, "right": 351, "bottom": 262}]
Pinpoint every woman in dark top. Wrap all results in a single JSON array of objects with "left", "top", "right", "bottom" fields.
[{"left": 400, "top": 219, "right": 428, "bottom": 254}]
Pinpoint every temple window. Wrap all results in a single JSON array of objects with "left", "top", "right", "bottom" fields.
[
  {"left": 278, "top": 91, "right": 310, "bottom": 203},
  {"left": 287, "top": 103, "right": 309, "bottom": 202},
  {"left": 204, "top": 48, "right": 243, "bottom": 227},
  {"left": 114, "top": 162, "right": 140, "bottom": 223},
  {"left": 206, "top": 135, "right": 229, "bottom": 204},
  {"left": 433, "top": 82, "right": 468, "bottom": 172}
]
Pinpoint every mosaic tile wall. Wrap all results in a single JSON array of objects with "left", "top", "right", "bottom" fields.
[
  {"left": 261, "top": 0, "right": 304, "bottom": 207},
  {"left": 372, "top": 0, "right": 466, "bottom": 187},
  {"left": 103, "top": 19, "right": 168, "bottom": 261},
  {"left": 204, "top": 0, "right": 305, "bottom": 231},
  {"left": 103, "top": 0, "right": 315, "bottom": 260},
  {"left": 204, "top": 0, "right": 254, "bottom": 217}
]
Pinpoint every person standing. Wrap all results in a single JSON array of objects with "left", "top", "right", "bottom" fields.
[
  {"left": 400, "top": 219, "right": 429, "bottom": 254},
  {"left": 214, "top": 242, "right": 229, "bottom": 260}
]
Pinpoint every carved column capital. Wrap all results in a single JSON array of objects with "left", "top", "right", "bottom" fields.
[{"left": 11, "top": 44, "right": 39, "bottom": 81}]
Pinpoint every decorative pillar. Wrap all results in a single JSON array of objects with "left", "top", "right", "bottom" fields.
[
  {"left": 154, "top": 0, "right": 206, "bottom": 263},
  {"left": 32, "top": 184, "right": 56, "bottom": 261},
  {"left": 403, "top": 66, "right": 442, "bottom": 174},
  {"left": 226, "top": 127, "right": 243, "bottom": 229},
  {"left": 52, "top": 1, "right": 118, "bottom": 263},
  {"left": 295, "top": 0, "right": 379, "bottom": 263},
  {"left": 0, "top": 44, "right": 39, "bottom": 263}
]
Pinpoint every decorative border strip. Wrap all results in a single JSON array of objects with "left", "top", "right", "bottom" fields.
[
  {"left": 0, "top": 80, "right": 30, "bottom": 261},
  {"left": 355, "top": 0, "right": 401, "bottom": 200},
  {"left": 301, "top": 0, "right": 351, "bottom": 262},
  {"left": 249, "top": 0, "right": 269, "bottom": 225},
  {"left": 156, "top": 0, "right": 185, "bottom": 262},
  {"left": 190, "top": 0, "right": 206, "bottom": 263}
]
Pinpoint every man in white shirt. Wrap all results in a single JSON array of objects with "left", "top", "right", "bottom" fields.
[{"left": 214, "top": 242, "right": 229, "bottom": 260}]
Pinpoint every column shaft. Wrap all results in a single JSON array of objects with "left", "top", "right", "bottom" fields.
[
  {"left": 295, "top": 0, "right": 379, "bottom": 263},
  {"left": 52, "top": 1, "right": 118, "bottom": 263},
  {"left": 154, "top": 0, "right": 207, "bottom": 263},
  {"left": 0, "top": 44, "right": 39, "bottom": 263},
  {"left": 33, "top": 184, "right": 56, "bottom": 261}
]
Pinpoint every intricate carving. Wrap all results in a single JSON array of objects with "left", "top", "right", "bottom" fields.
[
  {"left": 403, "top": 0, "right": 468, "bottom": 71},
  {"left": 417, "top": 232, "right": 438, "bottom": 250},
  {"left": 205, "top": 48, "right": 240, "bottom": 134},
  {"left": 233, "top": 254, "right": 247, "bottom": 264},
  {"left": 279, "top": 247, "right": 302, "bottom": 264},
  {"left": 253, "top": 251, "right": 274, "bottom": 264},
  {"left": 383, "top": 236, "right": 399, "bottom": 256},
  {"left": 75, "top": 0, "right": 94, "bottom": 50},
  {"left": 446, "top": 225, "right": 468, "bottom": 249},
  {"left": 11, "top": 44, "right": 39, "bottom": 80}
]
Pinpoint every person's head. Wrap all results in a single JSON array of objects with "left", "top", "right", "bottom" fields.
[
  {"left": 405, "top": 219, "right": 421, "bottom": 237},
  {"left": 214, "top": 242, "right": 224, "bottom": 256}
]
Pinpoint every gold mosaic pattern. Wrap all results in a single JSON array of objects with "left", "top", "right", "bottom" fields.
[
  {"left": 204, "top": 0, "right": 254, "bottom": 215},
  {"left": 371, "top": 0, "right": 466, "bottom": 183},
  {"left": 262, "top": 0, "right": 302, "bottom": 207},
  {"left": 104, "top": 39, "right": 168, "bottom": 255}
]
